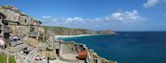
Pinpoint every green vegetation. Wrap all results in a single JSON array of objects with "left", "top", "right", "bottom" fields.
[
  {"left": 42, "top": 26, "right": 115, "bottom": 35},
  {"left": 42, "top": 26, "right": 96, "bottom": 35},
  {"left": 0, "top": 54, "right": 6, "bottom": 63},
  {"left": 9, "top": 56, "right": 16, "bottom": 63},
  {"left": 46, "top": 47, "right": 54, "bottom": 51},
  {"left": 0, "top": 54, "right": 16, "bottom": 63}
]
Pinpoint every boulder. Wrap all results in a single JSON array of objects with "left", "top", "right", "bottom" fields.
[{"left": 3, "top": 9, "right": 20, "bottom": 22}]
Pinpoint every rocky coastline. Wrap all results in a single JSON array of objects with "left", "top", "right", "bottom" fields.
[
  {"left": 43, "top": 26, "right": 116, "bottom": 35},
  {"left": 0, "top": 5, "right": 117, "bottom": 63}
]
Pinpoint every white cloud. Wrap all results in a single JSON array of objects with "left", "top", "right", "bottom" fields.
[
  {"left": 65, "top": 17, "right": 84, "bottom": 23},
  {"left": 40, "top": 10, "right": 147, "bottom": 30},
  {"left": 41, "top": 16, "right": 51, "bottom": 19},
  {"left": 66, "top": 17, "right": 84, "bottom": 21},
  {"left": 41, "top": 16, "right": 57, "bottom": 22},
  {"left": 105, "top": 10, "right": 147, "bottom": 23},
  {"left": 143, "top": 0, "right": 159, "bottom": 8}
]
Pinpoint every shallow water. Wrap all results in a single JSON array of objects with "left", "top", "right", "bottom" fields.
[{"left": 58, "top": 32, "right": 166, "bottom": 63}]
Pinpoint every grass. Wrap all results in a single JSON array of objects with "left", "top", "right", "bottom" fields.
[
  {"left": 46, "top": 47, "right": 54, "bottom": 51},
  {"left": 0, "top": 54, "right": 16, "bottom": 63},
  {"left": 9, "top": 56, "right": 16, "bottom": 63},
  {"left": 0, "top": 54, "right": 6, "bottom": 63}
]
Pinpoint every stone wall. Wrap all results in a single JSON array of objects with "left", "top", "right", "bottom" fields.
[
  {"left": 19, "top": 16, "right": 32, "bottom": 25},
  {"left": 8, "top": 25, "right": 30, "bottom": 37}
]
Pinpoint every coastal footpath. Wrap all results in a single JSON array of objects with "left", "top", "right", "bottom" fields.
[{"left": 0, "top": 5, "right": 117, "bottom": 63}]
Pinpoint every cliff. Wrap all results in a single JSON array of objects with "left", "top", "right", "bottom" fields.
[
  {"left": 43, "top": 26, "right": 116, "bottom": 35},
  {"left": 0, "top": 5, "right": 41, "bottom": 25}
]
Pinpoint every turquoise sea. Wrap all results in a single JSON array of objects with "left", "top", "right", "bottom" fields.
[{"left": 58, "top": 32, "right": 166, "bottom": 63}]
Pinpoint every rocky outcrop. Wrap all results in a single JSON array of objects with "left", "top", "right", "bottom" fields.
[{"left": 0, "top": 5, "right": 40, "bottom": 25}]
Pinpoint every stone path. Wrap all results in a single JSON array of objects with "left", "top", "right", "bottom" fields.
[{"left": 50, "top": 56, "right": 85, "bottom": 63}]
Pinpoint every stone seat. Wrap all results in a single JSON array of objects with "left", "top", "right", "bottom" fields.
[{"left": 9, "top": 44, "right": 28, "bottom": 53}]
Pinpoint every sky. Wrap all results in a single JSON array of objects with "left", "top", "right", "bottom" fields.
[{"left": 0, "top": 0, "right": 166, "bottom": 31}]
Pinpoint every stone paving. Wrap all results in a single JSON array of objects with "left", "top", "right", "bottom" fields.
[{"left": 58, "top": 43, "right": 86, "bottom": 63}]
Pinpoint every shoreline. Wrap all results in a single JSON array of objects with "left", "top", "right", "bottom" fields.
[
  {"left": 54, "top": 34, "right": 99, "bottom": 39},
  {"left": 54, "top": 34, "right": 117, "bottom": 63}
]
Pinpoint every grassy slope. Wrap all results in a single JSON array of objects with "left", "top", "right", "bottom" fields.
[
  {"left": 0, "top": 54, "right": 16, "bottom": 63},
  {"left": 42, "top": 26, "right": 115, "bottom": 35},
  {"left": 9, "top": 56, "right": 16, "bottom": 63},
  {"left": 42, "top": 26, "right": 96, "bottom": 35},
  {"left": 0, "top": 54, "right": 6, "bottom": 63}
]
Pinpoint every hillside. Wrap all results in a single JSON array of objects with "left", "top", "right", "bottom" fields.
[{"left": 42, "top": 26, "right": 116, "bottom": 35}]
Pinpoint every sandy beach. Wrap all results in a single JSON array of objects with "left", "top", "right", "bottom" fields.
[{"left": 54, "top": 34, "right": 98, "bottom": 39}]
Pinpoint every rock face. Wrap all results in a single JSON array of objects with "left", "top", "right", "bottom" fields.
[
  {"left": 0, "top": 5, "right": 40, "bottom": 25},
  {"left": 19, "top": 16, "right": 32, "bottom": 25},
  {"left": 3, "top": 9, "right": 20, "bottom": 22}
]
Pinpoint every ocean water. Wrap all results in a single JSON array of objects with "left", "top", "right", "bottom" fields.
[{"left": 58, "top": 32, "right": 166, "bottom": 63}]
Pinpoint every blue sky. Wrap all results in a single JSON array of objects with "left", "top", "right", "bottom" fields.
[{"left": 0, "top": 0, "right": 166, "bottom": 31}]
